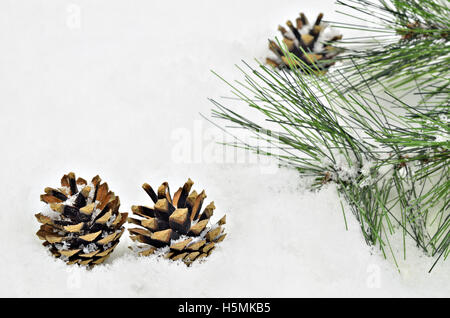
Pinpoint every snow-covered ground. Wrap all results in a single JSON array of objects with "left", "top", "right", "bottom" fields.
[{"left": 0, "top": 0, "right": 448, "bottom": 297}]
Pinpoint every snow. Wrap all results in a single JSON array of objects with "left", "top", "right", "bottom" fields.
[
  {"left": 81, "top": 243, "right": 98, "bottom": 254},
  {"left": 105, "top": 214, "right": 116, "bottom": 227},
  {"left": 0, "top": 0, "right": 448, "bottom": 297},
  {"left": 40, "top": 203, "right": 62, "bottom": 220}
]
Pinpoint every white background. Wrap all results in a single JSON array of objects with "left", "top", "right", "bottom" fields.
[{"left": 0, "top": 0, "right": 448, "bottom": 297}]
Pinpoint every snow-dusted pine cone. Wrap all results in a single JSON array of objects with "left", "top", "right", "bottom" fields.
[
  {"left": 35, "top": 173, "right": 127, "bottom": 266},
  {"left": 266, "top": 13, "right": 343, "bottom": 72},
  {"left": 128, "top": 179, "right": 226, "bottom": 265}
]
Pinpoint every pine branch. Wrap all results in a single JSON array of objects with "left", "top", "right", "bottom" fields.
[
  {"left": 330, "top": 0, "right": 450, "bottom": 100},
  {"left": 209, "top": 53, "right": 449, "bottom": 270}
]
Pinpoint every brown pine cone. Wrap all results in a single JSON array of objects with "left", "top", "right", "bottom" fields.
[
  {"left": 128, "top": 179, "right": 226, "bottom": 265},
  {"left": 35, "top": 173, "right": 127, "bottom": 266},
  {"left": 397, "top": 21, "right": 449, "bottom": 41},
  {"left": 266, "top": 12, "right": 343, "bottom": 72}
]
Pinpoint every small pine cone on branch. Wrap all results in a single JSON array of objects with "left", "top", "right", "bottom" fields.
[
  {"left": 35, "top": 173, "right": 128, "bottom": 266},
  {"left": 128, "top": 179, "right": 226, "bottom": 265},
  {"left": 397, "top": 21, "right": 449, "bottom": 41},
  {"left": 266, "top": 12, "right": 343, "bottom": 72}
]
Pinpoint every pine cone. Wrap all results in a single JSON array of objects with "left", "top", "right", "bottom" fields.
[
  {"left": 266, "top": 13, "right": 343, "bottom": 72},
  {"left": 35, "top": 173, "right": 127, "bottom": 266},
  {"left": 397, "top": 21, "right": 449, "bottom": 41},
  {"left": 128, "top": 179, "right": 226, "bottom": 265}
]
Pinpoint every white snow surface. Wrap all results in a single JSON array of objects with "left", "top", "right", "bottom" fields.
[{"left": 0, "top": 0, "right": 448, "bottom": 297}]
